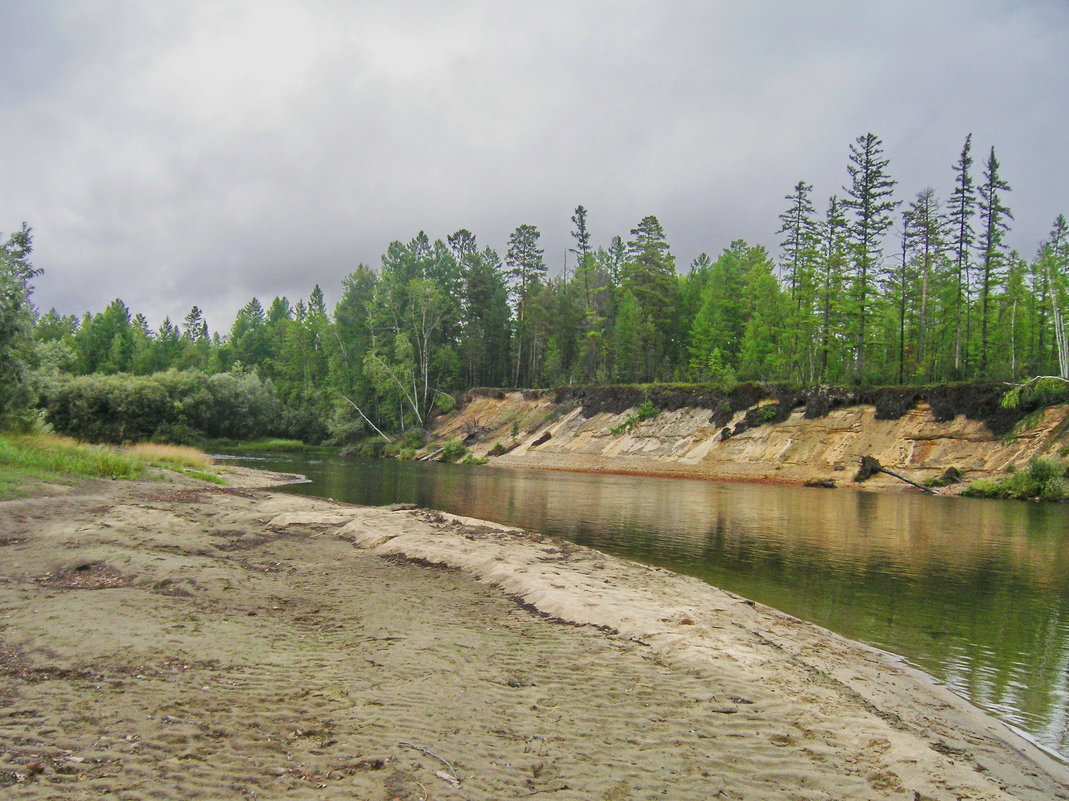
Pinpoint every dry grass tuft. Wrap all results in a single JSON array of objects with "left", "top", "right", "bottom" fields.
[{"left": 124, "top": 443, "right": 214, "bottom": 469}]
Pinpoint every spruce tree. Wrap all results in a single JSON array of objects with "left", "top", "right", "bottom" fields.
[
  {"left": 976, "top": 147, "right": 1013, "bottom": 373},
  {"left": 569, "top": 205, "right": 592, "bottom": 265},
  {"left": 505, "top": 224, "right": 546, "bottom": 385},
  {"left": 947, "top": 134, "right": 976, "bottom": 377},
  {"left": 777, "top": 180, "right": 820, "bottom": 302},
  {"left": 842, "top": 133, "right": 897, "bottom": 382},
  {"left": 0, "top": 224, "right": 40, "bottom": 427},
  {"left": 777, "top": 180, "right": 821, "bottom": 380},
  {"left": 504, "top": 224, "right": 546, "bottom": 320},
  {"left": 622, "top": 215, "right": 677, "bottom": 371},
  {"left": 816, "top": 196, "right": 849, "bottom": 381},
  {"left": 903, "top": 187, "right": 945, "bottom": 378}
]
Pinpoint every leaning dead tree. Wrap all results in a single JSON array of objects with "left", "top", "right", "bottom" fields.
[{"left": 854, "top": 455, "right": 934, "bottom": 493}]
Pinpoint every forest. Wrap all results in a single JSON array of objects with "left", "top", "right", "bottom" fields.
[{"left": 2, "top": 133, "right": 1068, "bottom": 446}]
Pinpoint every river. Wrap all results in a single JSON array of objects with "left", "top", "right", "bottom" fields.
[{"left": 219, "top": 451, "right": 1069, "bottom": 756}]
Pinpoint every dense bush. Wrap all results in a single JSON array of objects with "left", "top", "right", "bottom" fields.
[
  {"left": 962, "top": 457, "right": 1068, "bottom": 501},
  {"left": 42, "top": 369, "right": 285, "bottom": 443},
  {"left": 438, "top": 439, "right": 469, "bottom": 462}
]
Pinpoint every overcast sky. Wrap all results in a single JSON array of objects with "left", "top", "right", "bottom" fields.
[{"left": 3, "top": 0, "right": 1067, "bottom": 333}]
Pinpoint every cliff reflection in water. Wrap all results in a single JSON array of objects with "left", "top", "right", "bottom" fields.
[{"left": 225, "top": 452, "right": 1069, "bottom": 755}]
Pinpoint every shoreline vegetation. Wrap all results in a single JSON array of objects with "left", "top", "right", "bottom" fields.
[
  {"left": 0, "top": 434, "right": 227, "bottom": 498},
  {"left": 0, "top": 468, "right": 1066, "bottom": 799},
  {"left": 4, "top": 372, "right": 1069, "bottom": 503}
]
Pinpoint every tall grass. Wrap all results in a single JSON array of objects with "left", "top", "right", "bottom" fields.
[
  {"left": 202, "top": 437, "right": 324, "bottom": 453},
  {"left": 124, "top": 443, "right": 214, "bottom": 469},
  {"left": 0, "top": 434, "right": 145, "bottom": 480},
  {"left": 0, "top": 434, "right": 226, "bottom": 495}
]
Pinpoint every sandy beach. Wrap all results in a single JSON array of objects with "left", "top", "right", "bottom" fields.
[{"left": 1, "top": 468, "right": 1067, "bottom": 800}]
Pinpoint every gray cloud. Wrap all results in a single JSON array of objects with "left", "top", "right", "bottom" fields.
[{"left": 3, "top": 0, "right": 1066, "bottom": 335}]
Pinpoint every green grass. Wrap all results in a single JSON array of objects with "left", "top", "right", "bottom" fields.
[
  {"left": 0, "top": 433, "right": 227, "bottom": 497},
  {"left": 202, "top": 437, "right": 331, "bottom": 454},
  {"left": 0, "top": 434, "right": 145, "bottom": 479}
]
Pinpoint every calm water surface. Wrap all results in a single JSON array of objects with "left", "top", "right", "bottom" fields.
[{"left": 220, "top": 452, "right": 1069, "bottom": 755}]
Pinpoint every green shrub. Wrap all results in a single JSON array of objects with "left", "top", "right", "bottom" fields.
[
  {"left": 438, "top": 439, "right": 468, "bottom": 462},
  {"left": 341, "top": 437, "right": 387, "bottom": 458},
  {"left": 962, "top": 456, "right": 1068, "bottom": 501},
  {"left": 611, "top": 399, "right": 662, "bottom": 435},
  {"left": 434, "top": 391, "right": 457, "bottom": 414},
  {"left": 489, "top": 441, "right": 512, "bottom": 457},
  {"left": 754, "top": 403, "right": 778, "bottom": 423},
  {"left": 1000, "top": 377, "right": 1069, "bottom": 410},
  {"left": 461, "top": 453, "right": 488, "bottom": 465},
  {"left": 384, "top": 427, "right": 426, "bottom": 459},
  {"left": 151, "top": 422, "right": 202, "bottom": 446},
  {"left": 42, "top": 369, "right": 285, "bottom": 444},
  {"left": 961, "top": 478, "right": 999, "bottom": 498}
]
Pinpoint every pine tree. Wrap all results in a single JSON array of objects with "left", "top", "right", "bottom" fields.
[
  {"left": 182, "top": 306, "right": 205, "bottom": 342},
  {"left": 777, "top": 180, "right": 820, "bottom": 301},
  {"left": 903, "top": 188, "right": 945, "bottom": 378},
  {"left": 460, "top": 246, "right": 511, "bottom": 386},
  {"left": 505, "top": 224, "right": 546, "bottom": 385},
  {"left": 622, "top": 215, "right": 677, "bottom": 373},
  {"left": 976, "top": 147, "right": 1013, "bottom": 373},
  {"left": 611, "top": 291, "right": 644, "bottom": 382},
  {"left": 0, "top": 223, "right": 40, "bottom": 427},
  {"left": 777, "top": 180, "right": 821, "bottom": 380},
  {"left": 947, "top": 135, "right": 976, "bottom": 377},
  {"left": 842, "top": 133, "right": 898, "bottom": 381},
  {"left": 816, "top": 196, "right": 849, "bottom": 381},
  {"left": 569, "top": 205, "right": 592, "bottom": 266},
  {"left": 229, "top": 297, "right": 272, "bottom": 370},
  {"left": 504, "top": 224, "right": 546, "bottom": 318}
]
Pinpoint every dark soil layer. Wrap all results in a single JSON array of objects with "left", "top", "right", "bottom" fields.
[{"left": 551, "top": 382, "right": 1046, "bottom": 437}]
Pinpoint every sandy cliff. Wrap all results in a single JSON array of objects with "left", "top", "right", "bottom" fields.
[{"left": 430, "top": 388, "right": 1069, "bottom": 490}]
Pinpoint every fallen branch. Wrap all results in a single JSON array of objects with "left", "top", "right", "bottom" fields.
[
  {"left": 518, "top": 786, "right": 570, "bottom": 797},
  {"left": 854, "top": 455, "right": 934, "bottom": 493},
  {"left": 340, "top": 394, "right": 392, "bottom": 443},
  {"left": 398, "top": 741, "right": 459, "bottom": 783}
]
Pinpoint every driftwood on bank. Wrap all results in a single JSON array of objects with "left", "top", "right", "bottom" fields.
[{"left": 854, "top": 455, "right": 934, "bottom": 493}]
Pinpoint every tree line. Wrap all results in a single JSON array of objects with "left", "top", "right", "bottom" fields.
[{"left": 4, "top": 132, "right": 1068, "bottom": 443}]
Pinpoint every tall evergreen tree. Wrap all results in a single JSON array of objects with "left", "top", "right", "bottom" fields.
[
  {"left": 504, "top": 224, "right": 546, "bottom": 318},
  {"left": 0, "top": 223, "right": 40, "bottom": 427},
  {"left": 903, "top": 187, "right": 946, "bottom": 378},
  {"left": 777, "top": 180, "right": 821, "bottom": 380},
  {"left": 947, "top": 134, "right": 976, "bottom": 377},
  {"left": 816, "top": 196, "right": 849, "bottom": 381},
  {"left": 622, "top": 215, "right": 678, "bottom": 372},
  {"left": 569, "top": 205, "right": 592, "bottom": 266},
  {"left": 842, "top": 133, "right": 898, "bottom": 381},
  {"left": 976, "top": 147, "right": 1013, "bottom": 373},
  {"left": 777, "top": 180, "right": 820, "bottom": 301},
  {"left": 505, "top": 224, "right": 546, "bottom": 384},
  {"left": 459, "top": 246, "right": 511, "bottom": 386}
]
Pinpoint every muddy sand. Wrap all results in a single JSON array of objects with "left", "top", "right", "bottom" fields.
[{"left": 1, "top": 467, "right": 1067, "bottom": 800}]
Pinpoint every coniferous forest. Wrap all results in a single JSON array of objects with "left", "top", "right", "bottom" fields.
[{"left": 3, "top": 133, "right": 1068, "bottom": 445}]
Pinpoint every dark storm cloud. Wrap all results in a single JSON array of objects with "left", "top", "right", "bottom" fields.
[{"left": 3, "top": 0, "right": 1066, "bottom": 333}]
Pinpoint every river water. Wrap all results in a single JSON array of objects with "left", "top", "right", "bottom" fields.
[{"left": 219, "top": 451, "right": 1069, "bottom": 755}]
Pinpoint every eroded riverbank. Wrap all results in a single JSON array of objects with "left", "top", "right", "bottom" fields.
[
  {"left": 428, "top": 389, "right": 1069, "bottom": 492},
  {"left": 1, "top": 470, "right": 1066, "bottom": 799}
]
